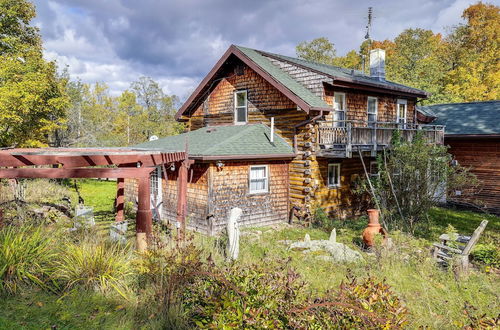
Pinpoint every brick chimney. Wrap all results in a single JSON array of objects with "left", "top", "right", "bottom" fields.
[{"left": 369, "top": 48, "right": 385, "bottom": 81}]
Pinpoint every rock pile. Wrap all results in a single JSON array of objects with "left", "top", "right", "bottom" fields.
[{"left": 288, "top": 229, "right": 363, "bottom": 263}]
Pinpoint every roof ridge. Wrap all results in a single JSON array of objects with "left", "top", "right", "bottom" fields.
[{"left": 238, "top": 46, "right": 364, "bottom": 75}]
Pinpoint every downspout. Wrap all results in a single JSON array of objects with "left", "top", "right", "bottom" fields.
[{"left": 293, "top": 110, "right": 324, "bottom": 153}]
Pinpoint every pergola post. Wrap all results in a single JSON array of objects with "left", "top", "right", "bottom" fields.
[
  {"left": 115, "top": 178, "right": 125, "bottom": 222},
  {"left": 176, "top": 160, "right": 188, "bottom": 240},
  {"left": 136, "top": 176, "right": 152, "bottom": 251}
]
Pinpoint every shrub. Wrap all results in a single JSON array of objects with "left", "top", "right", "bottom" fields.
[
  {"left": 135, "top": 237, "right": 206, "bottom": 328},
  {"left": 0, "top": 225, "right": 55, "bottom": 294},
  {"left": 312, "top": 206, "right": 333, "bottom": 230},
  {"left": 359, "top": 133, "right": 478, "bottom": 234},
  {"left": 182, "top": 260, "right": 408, "bottom": 329},
  {"left": 52, "top": 240, "right": 133, "bottom": 296},
  {"left": 183, "top": 259, "right": 306, "bottom": 328},
  {"left": 471, "top": 244, "right": 499, "bottom": 268}
]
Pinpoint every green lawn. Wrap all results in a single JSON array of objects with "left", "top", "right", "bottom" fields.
[{"left": 1, "top": 179, "right": 498, "bottom": 329}]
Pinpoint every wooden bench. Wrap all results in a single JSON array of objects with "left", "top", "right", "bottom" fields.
[{"left": 432, "top": 220, "right": 488, "bottom": 272}]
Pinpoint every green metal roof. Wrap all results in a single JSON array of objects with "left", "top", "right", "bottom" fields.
[
  {"left": 135, "top": 124, "right": 294, "bottom": 158},
  {"left": 256, "top": 49, "right": 428, "bottom": 97},
  {"left": 418, "top": 101, "right": 500, "bottom": 135},
  {"left": 235, "top": 46, "right": 330, "bottom": 109}
]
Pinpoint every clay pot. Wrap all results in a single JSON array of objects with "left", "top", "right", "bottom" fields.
[{"left": 362, "top": 209, "right": 386, "bottom": 248}]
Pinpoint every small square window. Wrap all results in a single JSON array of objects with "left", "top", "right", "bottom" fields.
[
  {"left": 249, "top": 165, "right": 268, "bottom": 194},
  {"left": 327, "top": 163, "right": 341, "bottom": 188},
  {"left": 234, "top": 90, "right": 247, "bottom": 124}
]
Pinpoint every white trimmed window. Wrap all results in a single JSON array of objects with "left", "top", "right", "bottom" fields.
[
  {"left": 367, "top": 96, "right": 378, "bottom": 126},
  {"left": 333, "top": 92, "right": 346, "bottom": 127},
  {"left": 234, "top": 90, "right": 248, "bottom": 124},
  {"left": 396, "top": 99, "right": 407, "bottom": 126},
  {"left": 249, "top": 165, "right": 269, "bottom": 194},
  {"left": 327, "top": 163, "right": 341, "bottom": 188}
]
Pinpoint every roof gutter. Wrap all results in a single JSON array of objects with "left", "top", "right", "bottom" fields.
[{"left": 293, "top": 110, "right": 324, "bottom": 153}]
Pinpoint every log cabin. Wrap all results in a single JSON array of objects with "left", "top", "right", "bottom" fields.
[
  {"left": 418, "top": 101, "right": 500, "bottom": 215},
  {"left": 125, "top": 45, "right": 444, "bottom": 234}
]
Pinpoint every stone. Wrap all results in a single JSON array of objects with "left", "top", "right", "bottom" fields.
[
  {"left": 324, "top": 242, "right": 363, "bottom": 263},
  {"left": 288, "top": 232, "right": 363, "bottom": 263},
  {"left": 329, "top": 228, "right": 337, "bottom": 243}
]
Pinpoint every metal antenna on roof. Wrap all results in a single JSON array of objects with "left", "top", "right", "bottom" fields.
[{"left": 362, "top": 7, "right": 373, "bottom": 73}]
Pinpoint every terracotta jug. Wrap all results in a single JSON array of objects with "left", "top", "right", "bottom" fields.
[{"left": 362, "top": 209, "right": 385, "bottom": 247}]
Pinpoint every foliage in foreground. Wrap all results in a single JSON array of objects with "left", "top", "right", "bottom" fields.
[
  {"left": 0, "top": 225, "right": 55, "bottom": 294},
  {"left": 136, "top": 239, "right": 408, "bottom": 329}
]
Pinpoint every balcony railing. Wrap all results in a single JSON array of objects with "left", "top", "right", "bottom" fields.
[{"left": 317, "top": 120, "right": 445, "bottom": 158}]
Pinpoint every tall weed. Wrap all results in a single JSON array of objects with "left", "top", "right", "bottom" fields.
[
  {"left": 0, "top": 225, "right": 55, "bottom": 294},
  {"left": 52, "top": 240, "right": 133, "bottom": 297}
]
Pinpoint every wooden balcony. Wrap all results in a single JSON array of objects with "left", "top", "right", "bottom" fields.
[{"left": 316, "top": 120, "right": 445, "bottom": 158}]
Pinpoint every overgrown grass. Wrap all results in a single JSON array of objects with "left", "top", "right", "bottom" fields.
[
  {"left": 0, "top": 226, "right": 55, "bottom": 294},
  {"left": 52, "top": 240, "right": 134, "bottom": 297}
]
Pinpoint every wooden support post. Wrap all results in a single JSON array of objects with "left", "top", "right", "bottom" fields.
[
  {"left": 176, "top": 160, "right": 188, "bottom": 240},
  {"left": 346, "top": 122, "right": 352, "bottom": 158},
  {"left": 115, "top": 178, "right": 125, "bottom": 222},
  {"left": 136, "top": 176, "right": 152, "bottom": 251}
]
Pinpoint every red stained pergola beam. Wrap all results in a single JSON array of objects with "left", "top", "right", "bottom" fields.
[
  {"left": 0, "top": 152, "right": 186, "bottom": 168},
  {"left": 0, "top": 167, "right": 155, "bottom": 179}
]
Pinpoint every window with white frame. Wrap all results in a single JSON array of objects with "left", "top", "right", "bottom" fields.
[
  {"left": 333, "top": 92, "right": 346, "bottom": 127},
  {"left": 234, "top": 90, "right": 248, "bottom": 124},
  {"left": 396, "top": 99, "right": 407, "bottom": 126},
  {"left": 367, "top": 96, "right": 378, "bottom": 126},
  {"left": 249, "top": 165, "right": 269, "bottom": 194},
  {"left": 327, "top": 163, "right": 341, "bottom": 188}
]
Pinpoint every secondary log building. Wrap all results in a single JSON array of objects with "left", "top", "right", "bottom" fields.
[
  {"left": 418, "top": 101, "right": 500, "bottom": 215},
  {"left": 126, "top": 45, "right": 444, "bottom": 233}
]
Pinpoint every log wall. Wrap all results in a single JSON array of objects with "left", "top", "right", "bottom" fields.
[{"left": 446, "top": 138, "right": 500, "bottom": 214}]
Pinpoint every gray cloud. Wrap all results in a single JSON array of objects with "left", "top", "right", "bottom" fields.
[{"left": 33, "top": 0, "right": 477, "bottom": 99}]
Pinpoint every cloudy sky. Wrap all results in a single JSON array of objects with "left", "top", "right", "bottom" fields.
[{"left": 32, "top": 0, "right": 486, "bottom": 100}]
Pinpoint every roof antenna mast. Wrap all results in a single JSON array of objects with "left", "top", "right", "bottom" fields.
[{"left": 362, "top": 7, "right": 373, "bottom": 73}]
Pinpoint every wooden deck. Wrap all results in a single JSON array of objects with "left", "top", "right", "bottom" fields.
[{"left": 317, "top": 121, "right": 445, "bottom": 158}]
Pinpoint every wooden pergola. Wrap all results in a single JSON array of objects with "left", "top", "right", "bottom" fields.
[{"left": 0, "top": 147, "right": 188, "bottom": 251}]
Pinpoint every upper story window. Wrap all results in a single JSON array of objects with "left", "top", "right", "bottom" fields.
[
  {"left": 367, "top": 97, "right": 378, "bottom": 126},
  {"left": 249, "top": 165, "right": 269, "bottom": 194},
  {"left": 396, "top": 99, "right": 407, "bottom": 126},
  {"left": 234, "top": 90, "right": 248, "bottom": 125},
  {"left": 327, "top": 163, "right": 341, "bottom": 188},
  {"left": 333, "top": 92, "right": 346, "bottom": 127}
]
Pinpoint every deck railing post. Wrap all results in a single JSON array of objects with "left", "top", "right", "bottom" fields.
[
  {"left": 346, "top": 122, "right": 352, "bottom": 158},
  {"left": 371, "top": 122, "right": 378, "bottom": 156}
]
